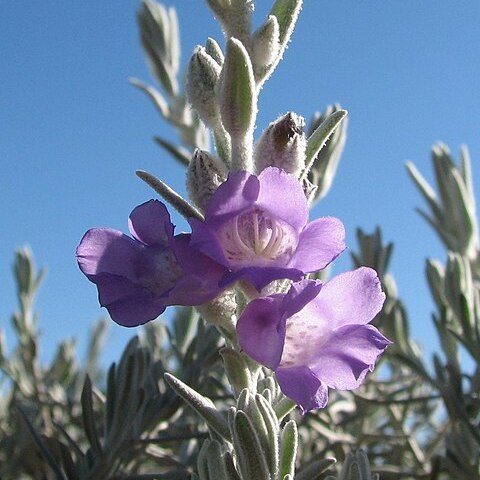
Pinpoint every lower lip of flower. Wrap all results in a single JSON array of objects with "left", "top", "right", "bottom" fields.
[{"left": 219, "top": 208, "right": 298, "bottom": 266}]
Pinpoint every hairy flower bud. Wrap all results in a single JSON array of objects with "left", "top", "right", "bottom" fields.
[
  {"left": 217, "top": 38, "right": 256, "bottom": 171},
  {"left": 254, "top": 112, "right": 306, "bottom": 176},
  {"left": 197, "top": 289, "right": 237, "bottom": 344},
  {"left": 186, "top": 46, "right": 222, "bottom": 127},
  {"left": 187, "top": 149, "right": 228, "bottom": 211},
  {"left": 197, "top": 289, "right": 237, "bottom": 328},
  {"left": 205, "top": 37, "right": 224, "bottom": 66},
  {"left": 252, "top": 15, "right": 280, "bottom": 71},
  {"left": 217, "top": 38, "right": 256, "bottom": 137},
  {"left": 252, "top": 15, "right": 280, "bottom": 72}
]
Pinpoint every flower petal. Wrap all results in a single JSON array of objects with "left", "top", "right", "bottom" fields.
[
  {"left": 311, "top": 324, "right": 392, "bottom": 390},
  {"left": 237, "top": 295, "right": 286, "bottom": 370},
  {"left": 76, "top": 228, "right": 141, "bottom": 281},
  {"left": 76, "top": 228, "right": 168, "bottom": 326},
  {"left": 289, "top": 217, "right": 345, "bottom": 272},
  {"left": 281, "top": 278, "right": 323, "bottom": 320},
  {"left": 128, "top": 199, "right": 173, "bottom": 246},
  {"left": 189, "top": 217, "right": 229, "bottom": 266},
  {"left": 310, "top": 267, "right": 386, "bottom": 329},
  {"left": 276, "top": 365, "right": 328, "bottom": 414},
  {"left": 91, "top": 273, "right": 166, "bottom": 327},
  {"left": 256, "top": 167, "right": 308, "bottom": 230},
  {"left": 167, "top": 234, "right": 226, "bottom": 305},
  {"left": 205, "top": 171, "right": 259, "bottom": 224}
]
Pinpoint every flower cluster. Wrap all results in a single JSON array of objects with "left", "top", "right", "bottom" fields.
[{"left": 77, "top": 166, "right": 390, "bottom": 411}]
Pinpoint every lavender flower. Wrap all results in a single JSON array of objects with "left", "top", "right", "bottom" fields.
[
  {"left": 76, "top": 200, "right": 226, "bottom": 327},
  {"left": 237, "top": 267, "right": 391, "bottom": 413},
  {"left": 189, "top": 166, "right": 346, "bottom": 291}
]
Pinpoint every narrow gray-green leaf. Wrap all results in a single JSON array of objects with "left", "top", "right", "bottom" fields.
[
  {"left": 153, "top": 136, "right": 191, "bottom": 166},
  {"left": 274, "top": 396, "right": 296, "bottom": 421},
  {"left": 406, "top": 161, "right": 443, "bottom": 223},
  {"left": 130, "top": 77, "right": 170, "bottom": 118},
  {"left": 258, "top": 0, "right": 303, "bottom": 85},
  {"left": 206, "top": 440, "right": 230, "bottom": 479},
  {"left": 232, "top": 410, "right": 271, "bottom": 480},
  {"left": 104, "top": 362, "right": 117, "bottom": 435},
  {"left": 279, "top": 420, "right": 297, "bottom": 478},
  {"left": 255, "top": 394, "right": 280, "bottom": 475},
  {"left": 460, "top": 145, "right": 475, "bottom": 199},
  {"left": 270, "top": 0, "right": 303, "bottom": 43},
  {"left": 136, "top": 170, "right": 204, "bottom": 221},
  {"left": 220, "top": 348, "right": 253, "bottom": 395},
  {"left": 164, "top": 373, "right": 231, "bottom": 441},
  {"left": 206, "top": 37, "right": 224, "bottom": 66},
  {"left": 301, "top": 110, "right": 347, "bottom": 180},
  {"left": 219, "top": 38, "right": 255, "bottom": 136},
  {"left": 17, "top": 405, "right": 66, "bottom": 480},
  {"left": 296, "top": 457, "right": 336, "bottom": 480},
  {"left": 218, "top": 38, "right": 255, "bottom": 171},
  {"left": 81, "top": 375, "right": 103, "bottom": 457}
]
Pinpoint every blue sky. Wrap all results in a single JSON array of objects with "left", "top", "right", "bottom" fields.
[{"left": 2, "top": 1, "right": 479, "bottom": 366}]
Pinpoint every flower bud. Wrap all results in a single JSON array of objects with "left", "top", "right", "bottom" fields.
[
  {"left": 197, "top": 439, "right": 237, "bottom": 480},
  {"left": 220, "top": 348, "right": 254, "bottom": 395},
  {"left": 205, "top": 37, "right": 224, "bottom": 66},
  {"left": 196, "top": 289, "right": 237, "bottom": 342},
  {"left": 186, "top": 149, "right": 228, "bottom": 211},
  {"left": 254, "top": 112, "right": 306, "bottom": 176},
  {"left": 196, "top": 288, "right": 237, "bottom": 327},
  {"left": 186, "top": 46, "right": 222, "bottom": 127},
  {"left": 252, "top": 15, "right": 280, "bottom": 72},
  {"left": 217, "top": 38, "right": 256, "bottom": 138}
]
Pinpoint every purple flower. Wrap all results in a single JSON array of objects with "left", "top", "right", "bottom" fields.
[
  {"left": 76, "top": 200, "right": 226, "bottom": 327},
  {"left": 189, "top": 167, "right": 346, "bottom": 291},
  {"left": 236, "top": 267, "right": 391, "bottom": 413}
]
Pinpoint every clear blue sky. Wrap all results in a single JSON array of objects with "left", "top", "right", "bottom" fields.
[{"left": 2, "top": 1, "right": 479, "bottom": 366}]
